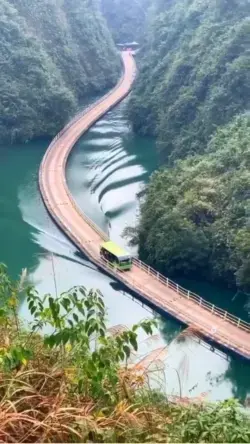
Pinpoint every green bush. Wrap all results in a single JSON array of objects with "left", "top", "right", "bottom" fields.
[{"left": 0, "top": 263, "right": 249, "bottom": 442}]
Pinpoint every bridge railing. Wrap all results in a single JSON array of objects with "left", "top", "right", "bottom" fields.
[
  {"left": 71, "top": 252, "right": 249, "bottom": 357},
  {"left": 95, "top": 258, "right": 249, "bottom": 357},
  {"left": 39, "top": 52, "right": 250, "bottom": 343},
  {"left": 46, "top": 160, "right": 250, "bottom": 338},
  {"left": 40, "top": 52, "right": 135, "bottom": 244},
  {"left": 41, "top": 52, "right": 136, "bottom": 172},
  {"left": 59, "top": 171, "right": 250, "bottom": 335},
  {"left": 132, "top": 258, "right": 250, "bottom": 332}
]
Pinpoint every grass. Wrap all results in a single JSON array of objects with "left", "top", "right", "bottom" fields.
[
  {"left": 0, "top": 264, "right": 249, "bottom": 442},
  {"left": 0, "top": 349, "right": 249, "bottom": 442},
  {"left": 0, "top": 367, "right": 166, "bottom": 442}
]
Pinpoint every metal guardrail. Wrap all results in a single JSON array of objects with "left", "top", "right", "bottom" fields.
[
  {"left": 40, "top": 53, "right": 135, "bottom": 243},
  {"left": 94, "top": 258, "right": 249, "bottom": 357},
  {"left": 40, "top": 56, "right": 131, "bottom": 172},
  {"left": 39, "top": 53, "right": 250, "bottom": 355},
  {"left": 132, "top": 259, "right": 250, "bottom": 332}
]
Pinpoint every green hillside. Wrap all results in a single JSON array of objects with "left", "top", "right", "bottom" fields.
[
  {"left": 0, "top": 0, "right": 120, "bottom": 144},
  {"left": 128, "top": 0, "right": 250, "bottom": 162},
  {"left": 100, "top": 0, "right": 150, "bottom": 42},
  {"left": 126, "top": 0, "right": 250, "bottom": 293},
  {"left": 133, "top": 115, "right": 250, "bottom": 291}
]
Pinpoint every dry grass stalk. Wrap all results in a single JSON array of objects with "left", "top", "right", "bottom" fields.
[{"left": 0, "top": 367, "right": 172, "bottom": 443}]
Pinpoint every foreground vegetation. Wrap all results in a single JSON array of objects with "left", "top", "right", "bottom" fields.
[
  {"left": 0, "top": 264, "right": 249, "bottom": 442},
  {"left": 0, "top": 0, "right": 120, "bottom": 144}
]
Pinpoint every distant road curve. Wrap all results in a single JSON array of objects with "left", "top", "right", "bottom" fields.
[{"left": 39, "top": 51, "right": 250, "bottom": 360}]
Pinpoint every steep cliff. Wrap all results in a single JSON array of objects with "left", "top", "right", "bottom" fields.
[
  {"left": 128, "top": 0, "right": 250, "bottom": 162},
  {"left": 0, "top": 0, "right": 120, "bottom": 144}
]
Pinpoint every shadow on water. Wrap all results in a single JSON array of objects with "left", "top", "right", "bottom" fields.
[
  {"left": 0, "top": 140, "right": 51, "bottom": 277},
  {"left": 177, "top": 276, "right": 249, "bottom": 323},
  {"left": 66, "top": 99, "right": 250, "bottom": 403},
  {"left": 0, "top": 97, "right": 248, "bottom": 403}
]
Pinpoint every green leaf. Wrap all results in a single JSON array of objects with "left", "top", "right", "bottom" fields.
[
  {"left": 30, "top": 306, "right": 37, "bottom": 316},
  {"left": 87, "top": 309, "right": 95, "bottom": 319},
  {"left": 78, "top": 378, "right": 84, "bottom": 393},
  {"left": 77, "top": 304, "right": 85, "bottom": 317},
  {"left": 118, "top": 350, "right": 125, "bottom": 360},
  {"left": 28, "top": 301, "right": 34, "bottom": 310},
  {"left": 84, "top": 299, "right": 90, "bottom": 309},
  {"left": 61, "top": 297, "right": 71, "bottom": 312},
  {"left": 0, "top": 308, "right": 6, "bottom": 317},
  {"left": 92, "top": 351, "right": 99, "bottom": 362},
  {"left": 79, "top": 287, "right": 87, "bottom": 296},
  {"left": 61, "top": 330, "right": 70, "bottom": 344},
  {"left": 123, "top": 345, "right": 131, "bottom": 358},
  {"left": 44, "top": 335, "right": 56, "bottom": 348},
  {"left": 49, "top": 296, "right": 60, "bottom": 322},
  {"left": 88, "top": 324, "right": 97, "bottom": 337},
  {"left": 99, "top": 328, "right": 105, "bottom": 337},
  {"left": 129, "top": 332, "right": 138, "bottom": 351}
]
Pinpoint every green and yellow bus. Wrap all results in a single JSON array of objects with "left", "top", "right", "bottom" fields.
[{"left": 100, "top": 241, "right": 132, "bottom": 271}]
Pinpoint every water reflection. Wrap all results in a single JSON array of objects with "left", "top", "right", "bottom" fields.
[
  {"left": 65, "top": 100, "right": 250, "bottom": 402},
  {"left": 0, "top": 99, "right": 248, "bottom": 403}
]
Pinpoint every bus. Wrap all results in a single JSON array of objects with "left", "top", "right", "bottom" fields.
[{"left": 100, "top": 241, "right": 132, "bottom": 271}]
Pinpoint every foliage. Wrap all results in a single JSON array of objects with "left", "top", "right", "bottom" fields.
[
  {"left": 100, "top": 0, "right": 150, "bottom": 43},
  {"left": 169, "top": 398, "right": 250, "bottom": 442},
  {"left": 0, "top": 264, "right": 32, "bottom": 371},
  {"left": 126, "top": 0, "right": 250, "bottom": 292},
  {"left": 0, "top": 263, "right": 156, "bottom": 402},
  {"left": 27, "top": 285, "right": 155, "bottom": 401},
  {"left": 125, "top": 115, "right": 250, "bottom": 291},
  {"left": 0, "top": 372, "right": 249, "bottom": 443},
  {"left": 0, "top": 264, "right": 249, "bottom": 442},
  {"left": 0, "top": 0, "right": 120, "bottom": 145},
  {"left": 128, "top": 0, "right": 250, "bottom": 162}
]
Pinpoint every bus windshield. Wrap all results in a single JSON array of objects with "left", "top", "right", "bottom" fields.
[{"left": 100, "top": 241, "right": 132, "bottom": 271}]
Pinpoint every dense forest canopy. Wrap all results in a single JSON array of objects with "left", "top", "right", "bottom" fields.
[
  {"left": 0, "top": 0, "right": 120, "bottom": 144},
  {"left": 126, "top": 0, "right": 250, "bottom": 294},
  {"left": 128, "top": 0, "right": 250, "bottom": 162},
  {"left": 131, "top": 115, "right": 250, "bottom": 290},
  {"left": 100, "top": 0, "right": 150, "bottom": 42}
]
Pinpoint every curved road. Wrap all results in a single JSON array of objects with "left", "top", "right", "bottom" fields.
[{"left": 39, "top": 51, "right": 250, "bottom": 360}]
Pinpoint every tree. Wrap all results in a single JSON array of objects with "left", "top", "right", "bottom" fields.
[
  {"left": 128, "top": 0, "right": 250, "bottom": 163},
  {"left": 125, "top": 115, "right": 250, "bottom": 292},
  {"left": 0, "top": 0, "right": 120, "bottom": 145}
]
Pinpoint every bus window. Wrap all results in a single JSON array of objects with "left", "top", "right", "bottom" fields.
[{"left": 100, "top": 241, "right": 132, "bottom": 271}]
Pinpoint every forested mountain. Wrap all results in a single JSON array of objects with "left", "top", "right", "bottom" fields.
[
  {"left": 0, "top": 0, "right": 120, "bottom": 144},
  {"left": 130, "top": 115, "right": 250, "bottom": 290},
  {"left": 126, "top": 0, "right": 250, "bottom": 293},
  {"left": 100, "top": 0, "right": 150, "bottom": 42},
  {"left": 128, "top": 0, "right": 250, "bottom": 162}
]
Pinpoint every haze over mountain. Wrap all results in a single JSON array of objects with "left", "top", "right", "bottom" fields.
[{"left": 0, "top": 0, "right": 120, "bottom": 144}]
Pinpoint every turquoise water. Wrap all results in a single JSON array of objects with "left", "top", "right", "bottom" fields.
[{"left": 0, "top": 99, "right": 249, "bottom": 403}]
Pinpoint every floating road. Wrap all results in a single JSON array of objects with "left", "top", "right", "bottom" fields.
[{"left": 39, "top": 51, "right": 250, "bottom": 360}]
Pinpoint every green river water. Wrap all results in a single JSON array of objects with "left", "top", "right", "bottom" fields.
[{"left": 0, "top": 99, "right": 249, "bottom": 403}]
